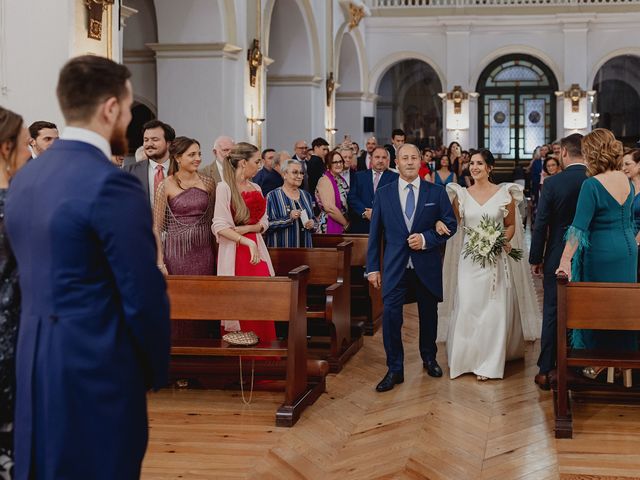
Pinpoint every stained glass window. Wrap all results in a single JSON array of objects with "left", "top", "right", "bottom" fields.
[
  {"left": 489, "top": 99, "right": 511, "bottom": 154},
  {"left": 523, "top": 99, "right": 545, "bottom": 155},
  {"left": 485, "top": 60, "right": 550, "bottom": 88}
]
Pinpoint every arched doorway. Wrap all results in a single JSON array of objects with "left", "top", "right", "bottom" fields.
[
  {"left": 592, "top": 55, "right": 640, "bottom": 146},
  {"left": 127, "top": 102, "right": 156, "bottom": 155},
  {"left": 375, "top": 60, "right": 442, "bottom": 148},
  {"left": 476, "top": 54, "right": 558, "bottom": 162},
  {"left": 266, "top": 0, "right": 319, "bottom": 151}
]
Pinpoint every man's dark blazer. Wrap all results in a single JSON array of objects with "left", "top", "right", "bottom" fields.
[
  {"left": 306, "top": 154, "right": 326, "bottom": 195},
  {"left": 123, "top": 159, "right": 151, "bottom": 206},
  {"left": 367, "top": 179, "right": 457, "bottom": 301},
  {"left": 357, "top": 151, "right": 369, "bottom": 171},
  {"left": 347, "top": 169, "right": 398, "bottom": 233},
  {"left": 529, "top": 163, "right": 587, "bottom": 273},
  {"left": 253, "top": 167, "right": 284, "bottom": 197},
  {"left": 6, "top": 140, "right": 170, "bottom": 479},
  {"left": 529, "top": 162, "right": 587, "bottom": 374},
  {"left": 384, "top": 145, "right": 397, "bottom": 169}
]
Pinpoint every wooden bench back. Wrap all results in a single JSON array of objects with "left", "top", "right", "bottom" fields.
[
  {"left": 312, "top": 234, "right": 368, "bottom": 266},
  {"left": 559, "top": 277, "right": 640, "bottom": 330},
  {"left": 167, "top": 266, "right": 309, "bottom": 322},
  {"left": 268, "top": 241, "right": 352, "bottom": 286}
]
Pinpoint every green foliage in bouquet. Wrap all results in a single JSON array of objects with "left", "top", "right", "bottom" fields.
[{"left": 462, "top": 214, "right": 523, "bottom": 268}]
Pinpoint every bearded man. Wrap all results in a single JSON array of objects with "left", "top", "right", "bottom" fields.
[{"left": 5, "top": 55, "right": 170, "bottom": 479}]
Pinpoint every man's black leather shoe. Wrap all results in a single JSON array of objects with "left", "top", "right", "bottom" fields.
[
  {"left": 423, "top": 360, "right": 443, "bottom": 378},
  {"left": 376, "top": 371, "right": 404, "bottom": 392}
]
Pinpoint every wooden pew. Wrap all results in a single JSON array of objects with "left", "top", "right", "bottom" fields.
[
  {"left": 554, "top": 274, "right": 640, "bottom": 439},
  {"left": 167, "top": 266, "right": 328, "bottom": 427},
  {"left": 312, "top": 233, "right": 383, "bottom": 335},
  {"left": 268, "top": 242, "right": 363, "bottom": 373}
]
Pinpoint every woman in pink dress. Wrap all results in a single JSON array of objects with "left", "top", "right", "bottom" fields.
[{"left": 212, "top": 142, "right": 276, "bottom": 342}]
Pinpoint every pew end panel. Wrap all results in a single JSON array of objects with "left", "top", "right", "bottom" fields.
[
  {"left": 167, "top": 266, "right": 327, "bottom": 427},
  {"left": 554, "top": 274, "right": 640, "bottom": 439},
  {"left": 269, "top": 242, "right": 363, "bottom": 373},
  {"left": 312, "top": 233, "right": 383, "bottom": 335}
]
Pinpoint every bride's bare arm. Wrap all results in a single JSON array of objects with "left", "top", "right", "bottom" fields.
[{"left": 503, "top": 198, "right": 516, "bottom": 242}]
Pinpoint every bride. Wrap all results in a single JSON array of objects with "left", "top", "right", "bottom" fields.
[{"left": 439, "top": 148, "right": 540, "bottom": 380}]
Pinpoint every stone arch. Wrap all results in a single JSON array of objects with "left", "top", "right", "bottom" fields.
[
  {"left": 369, "top": 51, "right": 445, "bottom": 98},
  {"left": 589, "top": 48, "right": 640, "bottom": 89},
  {"left": 263, "top": 0, "right": 321, "bottom": 78},
  {"left": 334, "top": 25, "right": 367, "bottom": 93},
  {"left": 374, "top": 59, "right": 443, "bottom": 147},
  {"left": 154, "top": 0, "right": 228, "bottom": 44},
  {"left": 470, "top": 45, "right": 562, "bottom": 91},
  {"left": 591, "top": 54, "right": 640, "bottom": 144},
  {"left": 123, "top": 0, "right": 159, "bottom": 114}
]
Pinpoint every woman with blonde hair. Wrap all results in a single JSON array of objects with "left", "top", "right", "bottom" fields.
[
  {"left": 557, "top": 128, "right": 637, "bottom": 386},
  {"left": 0, "top": 106, "right": 31, "bottom": 478},
  {"left": 212, "top": 142, "right": 275, "bottom": 341}
]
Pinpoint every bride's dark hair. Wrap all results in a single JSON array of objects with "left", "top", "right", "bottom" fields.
[{"left": 473, "top": 148, "right": 496, "bottom": 183}]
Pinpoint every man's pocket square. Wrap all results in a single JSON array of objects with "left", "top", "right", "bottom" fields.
[{"left": 425, "top": 202, "right": 436, "bottom": 206}]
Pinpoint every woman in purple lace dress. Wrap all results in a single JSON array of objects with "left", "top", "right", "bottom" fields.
[
  {"left": 315, "top": 149, "right": 349, "bottom": 233},
  {"left": 0, "top": 107, "right": 31, "bottom": 479},
  {"left": 153, "top": 137, "right": 216, "bottom": 339}
]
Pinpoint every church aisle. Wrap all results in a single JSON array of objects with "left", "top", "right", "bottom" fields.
[{"left": 143, "top": 293, "right": 640, "bottom": 479}]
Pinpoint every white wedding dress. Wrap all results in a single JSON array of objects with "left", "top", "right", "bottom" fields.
[{"left": 440, "top": 183, "right": 541, "bottom": 379}]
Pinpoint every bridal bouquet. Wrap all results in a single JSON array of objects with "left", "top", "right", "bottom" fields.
[{"left": 462, "top": 214, "right": 523, "bottom": 268}]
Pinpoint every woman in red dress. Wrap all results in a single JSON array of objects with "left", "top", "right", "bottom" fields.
[{"left": 212, "top": 142, "right": 276, "bottom": 343}]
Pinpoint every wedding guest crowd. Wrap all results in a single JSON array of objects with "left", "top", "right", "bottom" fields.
[{"left": 3, "top": 51, "right": 640, "bottom": 479}]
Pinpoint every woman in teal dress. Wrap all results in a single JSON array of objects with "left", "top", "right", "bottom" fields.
[{"left": 557, "top": 129, "right": 638, "bottom": 383}]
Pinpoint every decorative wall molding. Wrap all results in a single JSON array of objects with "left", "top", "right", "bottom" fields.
[
  {"left": 336, "top": 91, "right": 379, "bottom": 102},
  {"left": 267, "top": 74, "right": 323, "bottom": 86},
  {"left": 123, "top": 49, "right": 155, "bottom": 64},
  {"left": 146, "top": 42, "right": 243, "bottom": 60}
]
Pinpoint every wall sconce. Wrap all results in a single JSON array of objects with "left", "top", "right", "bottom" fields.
[
  {"left": 247, "top": 106, "right": 265, "bottom": 136},
  {"left": 85, "top": 0, "right": 115, "bottom": 40},
  {"left": 439, "top": 86, "right": 477, "bottom": 130},
  {"left": 556, "top": 84, "right": 595, "bottom": 130},
  {"left": 326, "top": 127, "right": 338, "bottom": 135}
]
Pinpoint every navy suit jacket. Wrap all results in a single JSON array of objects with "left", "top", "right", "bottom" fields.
[
  {"left": 529, "top": 164, "right": 587, "bottom": 274},
  {"left": 123, "top": 159, "right": 151, "bottom": 207},
  {"left": 367, "top": 179, "right": 457, "bottom": 301},
  {"left": 6, "top": 140, "right": 170, "bottom": 479},
  {"left": 347, "top": 169, "right": 398, "bottom": 233}
]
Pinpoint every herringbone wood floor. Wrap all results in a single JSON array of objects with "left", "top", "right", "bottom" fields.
[{"left": 142, "top": 302, "right": 640, "bottom": 480}]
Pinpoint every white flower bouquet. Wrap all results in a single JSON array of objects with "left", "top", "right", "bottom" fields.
[{"left": 462, "top": 214, "right": 523, "bottom": 268}]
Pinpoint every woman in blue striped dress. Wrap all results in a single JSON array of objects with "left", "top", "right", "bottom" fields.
[{"left": 265, "top": 159, "right": 316, "bottom": 247}]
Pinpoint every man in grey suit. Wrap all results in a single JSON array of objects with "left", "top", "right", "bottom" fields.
[
  {"left": 200, "top": 135, "right": 234, "bottom": 183},
  {"left": 123, "top": 120, "right": 175, "bottom": 209}
]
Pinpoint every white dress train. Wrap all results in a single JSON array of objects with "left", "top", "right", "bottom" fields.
[{"left": 439, "top": 183, "right": 541, "bottom": 379}]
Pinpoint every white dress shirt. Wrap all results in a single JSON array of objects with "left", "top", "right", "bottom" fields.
[
  {"left": 148, "top": 158, "right": 170, "bottom": 207},
  {"left": 60, "top": 127, "right": 111, "bottom": 161},
  {"left": 341, "top": 169, "right": 352, "bottom": 187}
]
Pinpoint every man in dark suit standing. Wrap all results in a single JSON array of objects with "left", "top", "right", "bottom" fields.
[
  {"left": 348, "top": 146, "right": 398, "bottom": 233},
  {"left": 306, "top": 137, "right": 329, "bottom": 195},
  {"left": 384, "top": 128, "right": 405, "bottom": 170},
  {"left": 357, "top": 136, "right": 377, "bottom": 171},
  {"left": 367, "top": 144, "right": 457, "bottom": 392},
  {"left": 123, "top": 119, "right": 175, "bottom": 209},
  {"left": 529, "top": 133, "right": 586, "bottom": 390},
  {"left": 5, "top": 55, "right": 170, "bottom": 479}
]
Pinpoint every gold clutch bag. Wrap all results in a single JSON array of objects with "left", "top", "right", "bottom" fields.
[{"left": 222, "top": 331, "right": 259, "bottom": 346}]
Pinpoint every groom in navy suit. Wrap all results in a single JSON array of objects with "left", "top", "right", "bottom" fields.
[
  {"left": 6, "top": 56, "right": 170, "bottom": 479},
  {"left": 367, "top": 144, "right": 457, "bottom": 392}
]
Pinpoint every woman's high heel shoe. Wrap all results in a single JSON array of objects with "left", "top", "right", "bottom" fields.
[
  {"left": 623, "top": 369, "right": 633, "bottom": 388},
  {"left": 582, "top": 366, "right": 615, "bottom": 383}
]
